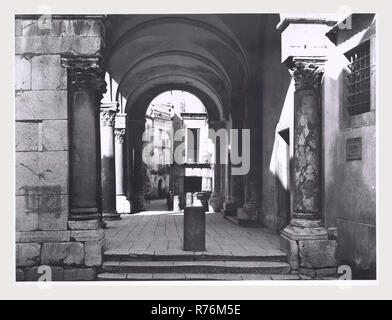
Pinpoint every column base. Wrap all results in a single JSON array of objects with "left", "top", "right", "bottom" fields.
[
  {"left": 235, "top": 207, "right": 263, "bottom": 227},
  {"left": 116, "top": 195, "right": 131, "bottom": 214},
  {"left": 209, "top": 192, "right": 224, "bottom": 212},
  {"left": 69, "top": 207, "right": 101, "bottom": 221},
  {"left": 280, "top": 224, "right": 337, "bottom": 276},
  {"left": 102, "top": 211, "right": 122, "bottom": 221},
  {"left": 223, "top": 200, "right": 237, "bottom": 216},
  {"left": 238, "top": 200, "right": 262, "bottom": 221},
  {"left": 131, "top": 194, "right": 146, "bottom": 213}
]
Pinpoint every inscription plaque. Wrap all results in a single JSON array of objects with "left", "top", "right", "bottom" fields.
[{"left": 346, "top": 137, "right": 362, "bottom": 161}]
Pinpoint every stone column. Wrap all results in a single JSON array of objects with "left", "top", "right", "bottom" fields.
[
  {"left": 209, "top": 120, "right": 227, "bottom": 212},
  {"left": 290, "top": 60, "right": 324, "bottom": 227},
  {"left": 100, "top": 103, "right": 121, "bottom": 220},
  {"left": 128, "top": 118, "right": 147, "bottom": 212},
  {"left": 230, "top": 106, "right": 245, "bottom": 215},
  {"left": 125, "top": 125, "right": 134, "bottom": 202},
  {"left": 115, "top": 113, "right": 131, "bottom": 213},
  {"left": 280, "top": 58, "right": 336, "bottom": 274},
  {"left": 61, "top": 55, "right": 105, "bottom": 224},
  {"left": 223, "top": 120, "right": 236, "bottom": 216},
  {"left": 240, "top": 96, "right": 263, "bottom": 224},
  {"left": 277, "top": 17, "right": 337, "bottom": 277}
]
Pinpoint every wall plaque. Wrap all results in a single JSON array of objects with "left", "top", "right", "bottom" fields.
[{"left": 346, "top": 137, "right": 362, "bottom": 161}]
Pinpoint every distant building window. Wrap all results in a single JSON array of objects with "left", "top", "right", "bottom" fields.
[
  {"left": 187, "top": 128, "right": 199, "bottom": 163},
  {"left": 345, "top": 40, "right": 371, "bottom": 115}
]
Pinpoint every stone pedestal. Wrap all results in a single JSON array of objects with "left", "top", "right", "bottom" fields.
[
  {"left": 115, "top": 113, "right": 131, "bottom": 213},
  {"left": 100, "top": 103, "right": 121, "bottom": 220},
  {"left": 183, "top": 206, "right": 206, "bottom": 251}
]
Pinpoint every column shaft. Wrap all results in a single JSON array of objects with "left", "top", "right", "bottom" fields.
[
  {"left": 282, "top": 59, "right": 327, "bottom": 235},
  {"left": 241, "top": 96, "right": 262, "bottom": 222},
  {"left": 115, "top": 124, "right": 131, "bottom": 213},
  {"left": 100, "top": 104, "right": 120, "bottom": 220},
  {"left": 230, "top": 112, "right": 245, "bottom": 209},
  {"left": 209, "top": 121, "right": 227, "bottom": 211},
  {"left": 115, "top": 129, "right": 125, "bottom": 196},
  {"left": 61, "top": 55, "right": 105, "bottom": 222},
  {"left": 128, "top": 119, "right": 147, "bottom": 212},
  {"left": 290, "top": 60, "right": 324, "bottom": 227}
]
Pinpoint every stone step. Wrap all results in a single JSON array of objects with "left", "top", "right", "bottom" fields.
[
  {"left": 103, "top": 250, "right": 287, "bottom": 263},
  {"left": 97, "top": 272, "right": 300, "bottom": 281},
  {"left": 101, "top": 260, "right": 290, "bottom": 274}
]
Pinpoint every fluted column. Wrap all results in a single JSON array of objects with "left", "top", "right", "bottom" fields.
[
  {"left": 100, "top": 103, "right": 121, "bottom": 220},
  {"left": 61, "top": 55, "right": 105, "bottom": 223},
  {"left": 115, "top": 113, "right": 131, "bottom": 213},
  {"left": 128, "top": 118, "right": 147, "bottom": 212}
]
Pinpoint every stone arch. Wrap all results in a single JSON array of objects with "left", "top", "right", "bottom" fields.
[{"left": 124, "top": 75, "right": 227, "bottom": 122}]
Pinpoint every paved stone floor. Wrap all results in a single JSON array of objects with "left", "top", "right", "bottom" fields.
[
  {"left": 104, "top": 200, "right": 282, "bottom": 257},
  {"left": 144, "top": 198, "right": 168, "bottom": 211}
]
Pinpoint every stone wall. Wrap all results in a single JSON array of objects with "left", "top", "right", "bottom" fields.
[
  {"left": 323, "top": 15, "right": 376, "bottom": 279},
  {"left": 15, "top": 16, "right": 105, "bottom": 281},
  {"left": 261, "top": 15, "right": 292, "bottom": 231}
]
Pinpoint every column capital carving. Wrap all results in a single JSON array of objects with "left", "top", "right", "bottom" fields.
[
  {"left": 61, "top": 55, "right": 106, "bottom": 93},
  {"left": 100, "top": 109, "right": 117, "bottom": 127},
  {"left": 114, "top": 128, "right": 126, "bottom": 143},
  {"left": 290, "top": 59, "right": 325, "bottom": 91}
]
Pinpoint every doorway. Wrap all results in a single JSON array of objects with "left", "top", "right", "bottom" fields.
[{"left": 184, "top": 176, "right": 202, "bottom": 193}]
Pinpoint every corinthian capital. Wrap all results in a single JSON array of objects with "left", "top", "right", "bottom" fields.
[
  {"left": 61, "top": 55, "right": 106, "bottom": 93},
  {"left": 100, "top": 109, "right": 117, "bottom": 127},
  {"left": 291, "top": 60, "right": 325, "bottom": 91},
  {"left": 114, "top": 129, "right": 126, "bottom": 143}
]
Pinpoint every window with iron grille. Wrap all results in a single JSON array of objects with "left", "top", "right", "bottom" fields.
[{"left": 345, "top": 40, "right": 371, "bottom": 115}]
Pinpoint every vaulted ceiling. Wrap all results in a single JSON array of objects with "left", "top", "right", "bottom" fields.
[{"left": 105, "top": 14, "right": 270, "bottom": 120}]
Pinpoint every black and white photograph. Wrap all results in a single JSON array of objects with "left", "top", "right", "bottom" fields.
[{"left": 13, "top": 11, "right": 377, "bottom": 285}]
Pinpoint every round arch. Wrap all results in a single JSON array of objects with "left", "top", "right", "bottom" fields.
[{"left": 124, "top": 75, "right": 228, "bottom": 122}]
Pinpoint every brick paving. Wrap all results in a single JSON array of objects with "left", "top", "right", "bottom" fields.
[{"left": 103, "top": 201, "right": 283, "bottom": 258}]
